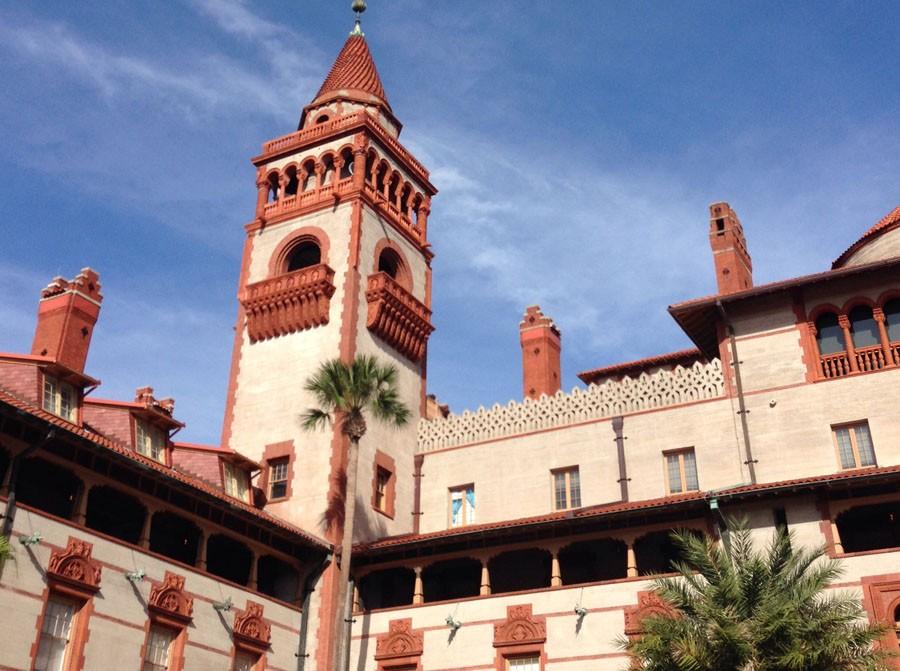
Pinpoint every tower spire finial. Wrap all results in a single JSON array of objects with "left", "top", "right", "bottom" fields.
[{"left": 350, "top": 0, "right": 366, "bottom": 36}]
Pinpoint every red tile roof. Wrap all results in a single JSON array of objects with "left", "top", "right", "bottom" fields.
[
  {"left": 312, "top": 35, "right": 390, "bottom": 110},
  {"left": 833, "top": 206, "right": 900, "bottom": 268},
  {"left": 577, "top": 348, "right": 704, "bottom": 384},
  {"left": 0, "top": 387, "right": 329, "bottom": 549}
]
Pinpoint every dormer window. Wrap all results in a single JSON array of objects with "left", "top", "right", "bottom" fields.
[
  {"left": 223, "top": 462, "right": 250, "bottom": 502},
  {"left": 42, "top": 375, "right": 76, "bottom": 422},
  {"left": 135, "top": 418, "right": 167, "bottom": 463}
]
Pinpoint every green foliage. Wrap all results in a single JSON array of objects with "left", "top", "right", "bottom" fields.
[
  {"left": 301, "top": 354, "right": 410, "bottom": 439},
  {"left": 621, "top": 520, "right": 892, "bottom": 671},
  {"left": 0, "top": 534, "right": 13, "bottom": 563}
]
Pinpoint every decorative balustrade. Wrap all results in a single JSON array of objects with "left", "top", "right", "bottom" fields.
[
  {"left": 892, "top": 342, "right": 900, "bottom": 366},
  {"left": 262, "top": 178, "right": 354, "bottom": 219},
  {"left": 240, "top": 264, "right": 336, "bottom": 343},
  {"left": 365, "top": 272, "right": 434, "bottom": 362},
  {"left": 417, "top": 360, "right": 725, "bottom": 452},
  {"left": 854, "top": 344, "right": 887, "bottom": 372},
  {"left": 362, "top": 183, "right": 426, "bottom": 244},
  {"left": 819, "top": 351, "right": 851, "bottom": 379}
]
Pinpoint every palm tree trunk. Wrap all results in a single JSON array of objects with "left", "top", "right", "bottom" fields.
[{"left": 334, "top": 436, "right": 360, "bottom": 670}]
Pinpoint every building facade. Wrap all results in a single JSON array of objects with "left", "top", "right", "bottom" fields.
[{"left": 2, "top": 13, "right": 900, "bottom": 671}]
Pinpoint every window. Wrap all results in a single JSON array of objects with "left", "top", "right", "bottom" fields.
[
  {"left": 223, "top": 462, "right": 250, "bottom": 502},
  {"left": 142, "top": 625, "right": 175, "bottom": 671},
  {"left": 269, "top": 458, "right": 289, "bottom": 499},
  {"left": 507, "top": 656, "right": 540, "bottom": 670},
  {"left": 833, "top": 422, "right": 876, "bottom": 469},
  {"left": 135, "top": 419, "right": 167, "bottom": 463},
  {"left": 286, "top": 241, "right": 321, "bottom": 272},
  {"left": 43, "top": 375, "right": 76, "bottom": 422},
  {"left": 374, "top": 467, "right": 390, "bottom": 512},
  {"left": 848, "top": 305, "right": 879, "bottom": 348},
  {"left": 449, "top": 485, "right": 475, "bottom": 527},
  {"left": 34, "top": 595, "right": 77, "bottom": 671},
  {"left": 233, "top": 651, "right": 259, "bottom": 671},
  {"left": 552, "top": 467, "right": 581, "bottom": 511},
  {"left": 814, "top": 312, "right": 845, "bottom": 355},
  {"left": 665, "top": 449, "right": 699, "bottom": 494}
]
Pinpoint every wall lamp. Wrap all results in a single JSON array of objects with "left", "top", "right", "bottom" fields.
[{"left": 19, "top": 532, "right": 42, "bottom": 547}]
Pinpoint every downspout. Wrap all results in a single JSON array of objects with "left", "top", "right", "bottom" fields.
[
  {"left": 297, "top": 552, "right": 332, "bottom": 671},
  {"left": 1, "top": 428, "right": 56, "bottom": 539},
  {"left": 611, "top": 416, "right": 629, "bottom": 501},
  {"left": 412, "top": 454, "right": 424, "bottom": 534},
  {"left": 716, "top": 300, "right": 757, "bottom": 485}
]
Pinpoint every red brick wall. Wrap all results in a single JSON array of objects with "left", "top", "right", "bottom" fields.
[
  {"left": 0, "top": 362, "right": 40, "bottom": 404},
  {"left": 171, "top": 450, "right": 223, "bottom": 489},
  {"left": 82, "top": 404, "right": 133, "bottom": 446}
]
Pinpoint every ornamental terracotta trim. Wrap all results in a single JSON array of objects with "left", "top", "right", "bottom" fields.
[
  {"left": 148, "top": 571, "right": 194, "bottom": 624},
  {"left": 46, "top": 536, "right": 102, "bottom": 594},
  {"left": 233, "top": 601, "right": 272, "bottom": 654},
  {"left": 240, "top": 263, "right": 336, "bottom": 342},
  {"left": 623, "top": 590, "right": 675, "bottom": 637},
  {"left": 493, "top": 604, "right": 546, "bottom": 648},
  {"left": 374, "top": 618, "right": 424, "bottom": 661},
  {"left": 365, "top": 272, "right": 434, "bottom": 362}
]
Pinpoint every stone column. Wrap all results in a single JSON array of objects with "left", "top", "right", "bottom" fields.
[
  {"left": 314, "top": 163, "right": 325, "bottom": 191},
  {"left": 248, "top": 552, "right": 258, "bottom": 590},
  {"left": 197, "top": 532, "right": 209, "bottom": 570},
  {"left": 352, "top": 147, "right": 367, "bottom": 189},
  {"left": 138, "top": 510, "right": 153, "bottom": 550},
  {"left": 626, "top": 539, "right": 638, "bottom": 578},
  {"left": 73, "top": 484, "right": 91, "bottom": 525},
  {"left": 278, "top": 174, "right": 289, "bottom": 202},
  {"left": 838, "top": 315, "right": 859, "bottom": 372},
  {"left": 874, "top": 308, "right": 895, "bottom": 366},
  {"left": 480, "top": 559, "right": 491, "bottom": 596},
  {"left": 830, "top": 520, "right": 844, "bottom": 555},
  {"left": 550, "top": 551, "right": 562, "bottom": 588},
  {"left": 255, "top": 176, "right": 268, "bottom": 217},
  {"left": 352, "top": 585, "right": 362, "bottom": 614},
  {"left": 413, "top": 566, "right": 424, "bottom": 605}
]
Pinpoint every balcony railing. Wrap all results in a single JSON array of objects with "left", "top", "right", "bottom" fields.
[
  {"left": 240, "top": 264, "right": 336, "bottom": 342},
  {"left": 854, "top": 344, "right": 888, "bottom": 372},
  {"left": 819, "top": 343, "right": 897, "bottom": 379},
  {"left": 365, "top": 272, "right": 434, "bottom": 362}
]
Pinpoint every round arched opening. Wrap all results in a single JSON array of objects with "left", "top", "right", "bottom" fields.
[
  {"left": 848, "top": 304, "right": 879, "bottom": 348},
  {"left": 287, "top": 241, "right": 321, "bottom": 272},
  {"left": 815, "top": 312, "right": 845, "bottom": 355},
  {"left": 378, "top": 248, "right": 402, "bottom": 280},
  {"left": 884, "top": 298, "right": 900, "bottom": 343},
  {"left": 315, "top": 114, "right": 330, "bottom": 124}
]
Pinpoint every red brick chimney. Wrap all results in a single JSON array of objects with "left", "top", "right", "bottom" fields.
[
  {"left": 519, "top": 305, "right": 561, "bottom": 400},
  {"left": 31, "top": 268, "right": 103, "bottom": 374},
  {"left": 709, "top": 202, "right": 753, "bottom": 294}
]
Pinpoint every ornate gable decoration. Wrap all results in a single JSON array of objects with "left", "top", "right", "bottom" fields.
[
  {"left": 47, "top": 536, "right": 102, "bottom": 594},
  {"left": 148, "top": 572, "right": 194, "bottom": 623},
  {"left": 233, "top": 601, "right": 271, "bottom": 654},
  {"left": 374, "top": 618, "right": 424, "bottom": 661},
  {"left": 623, "top": 591, "right": 675, "bottom": 637},
  {"left": 493, "top": 604, "right": 546, "bottom": 648}
]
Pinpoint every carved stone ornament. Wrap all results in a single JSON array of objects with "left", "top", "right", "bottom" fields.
[
  {"left": 623, "top": 591, "right": 675, "bottom": 637},
  {"left": 46, "top": 536, "right": 102, "bottom": 593},
  {"left": 493, "top": 604, "right": 547, "bottom": 648},
  {"left": 374, "top": 618, "right": 424, "bottom": 661},
  {"left": 365, "top": 272, "right": 434, "bottom": 362},
  {"left": 233, "top": 601, "right": 271, "bottom": 653},
  {"left": 148, "top": 572, "right": 194, "bottom": 623}
]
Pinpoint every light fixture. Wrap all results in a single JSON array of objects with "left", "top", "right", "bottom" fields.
[
  {"left": 125, "top": 569, "right": 146, "bottom": 583},
  {"left": 574, "top": 604, "right": 588, "bottom": 619},
  {"left": 213, "top": 597, "right": 233, "bottom": 612},
  {"left": 445, "top": 615, "right": 461, "bottom": 631},
  {"left": 19, "top": 532, "right": 42, "bottom": 547}
]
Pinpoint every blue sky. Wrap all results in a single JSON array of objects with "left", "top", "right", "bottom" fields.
[{"left": 1, "top": 1, "right": 898, "bottom": 444}]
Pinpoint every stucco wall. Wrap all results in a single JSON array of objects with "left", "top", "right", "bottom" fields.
[{"left": 843, "top": 228, "right": 900, "bottom": 267}]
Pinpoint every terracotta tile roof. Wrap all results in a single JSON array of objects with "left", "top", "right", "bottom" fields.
[
  {"left": 0, "top": 387, "right": 329, "bottom": 550},
  {"left": 357, "top": 465, "right": 900, "bottom": 554},
  {"left": 312, "top": 35, "right": 390, "bottom": 110},
  {"left": 833, "top": 206, "right": 900, "bottom": 268},
  {"left": 577, "top": 348, "right": 704, "bottom": 384}
]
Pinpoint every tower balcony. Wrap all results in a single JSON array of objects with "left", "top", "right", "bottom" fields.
[
  {"left": 365, "top": 272, "right": 434, "bottom": 362},
  {"left": 240, "top": 264, "right": 336, "bottom": 343}
]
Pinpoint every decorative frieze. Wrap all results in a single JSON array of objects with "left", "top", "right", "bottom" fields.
[
  {"left": 233, "top": 601, "right": 271, "bottom": 654},
  {"left": 240, "top": 264, "right": 336, "bottom": 342},
  {"left": 366, "top": 272, "right": 434, "bottom": 362},
  {"left": 493, "top": 604, "right": 546, "bottom": 648},
  {"left": 148, "top": 571, "right": 193, "bottom": 623},
  {"left": 417, "top": 359, "right": 724, "bottom": 452},
  {"left": 374, "top": 618, "right": 423, "bottom": 661},
  {"left": 46, "top": 536, "right": 102, "bottom": 594},
  {"left": 623, "top": 590, "right": 675, "bottom": 638}
]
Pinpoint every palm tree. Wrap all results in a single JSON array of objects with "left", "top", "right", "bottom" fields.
[
  {"left": 0, "top": 534, "right": 12, "bottom": 564},
  {"left": 301, "top": 354, "right": 410, "bottom": 669},
  {"left": 621, "top": 521, "right": 891, "bottom": 671}
]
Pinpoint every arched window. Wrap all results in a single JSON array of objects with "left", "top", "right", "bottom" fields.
[
  {"left": 422, "top": 558, "right": 482, "bottom": 602},
  {"left": 848, "top": 305, "right": 879, "bottom": 348},
  {"left": 284, "top": 166, "right": 299, "bottom": 197},
  {"left": 884, "top": 299, "right": 900, "bottom": 342},
  {"left": 315, "top": 114, "right": 330, "bottom": 124},
  {"left": 266, "top": 172, "right": 279, "bottom": 203},
  {"left": 633, "top": 529, "right": 703, "bottom": 575},
  {"left": 488, "top": 549, "right": 551, "bottom": 594},
  {"left": 17, "top": 458, "right": 82, "bottom": 520},
  {"left": 286, "top": 241, "right": 321, "bottom": 272},
  {"left": 257, "top": 555, "right": 299, "bottom": 603},
  {"left": 321, "top": 155, "right": 335, "bottom": 186},
  {"left": 206, "top": 534, "right": 253, "bottom": 585},
  {"left": 815, "top": 312, "right": 845, "bottom": 355},
  {"left": 149, "top": 511, "right": 200, "bottom": 566},
  {"left": 836, "top": 501, "right": 900, "bottom": 553},
  {"left": 339, "top": 148, "right": 354, "bottom": 180},
  {"left": 85, "top": 486, "right": 146, "bottom": 545},
  {"left": 375, "top": 162, "right": 388, "bottom": 194},
  {"left": 358, "top": 567, "right": 415, "bottom": 610},
  {"left": 558, "top": 538, "right": 627, "bottom": 585},
  {"left": 365, "top": 151, "right": 376, "bottom": 184},
  {"left": 301, "top": 159, "right": 317, "bottom": 192},
  {"left": 378, "top": 248, "right": 402, "bottom": 280}
]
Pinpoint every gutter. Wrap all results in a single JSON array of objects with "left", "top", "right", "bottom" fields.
[{"left": 716, "top": 300, "right": 757, "bottom": 484}]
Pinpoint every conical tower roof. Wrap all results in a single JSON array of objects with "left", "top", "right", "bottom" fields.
[{"left": 311, "top": 34, "right": 390, "bottom": 111}]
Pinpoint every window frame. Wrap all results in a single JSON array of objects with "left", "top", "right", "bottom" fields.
[
  {"left": 374, "top": 467, "right": 390, "bottom": 513},
  {"left": 141, "top": 624, "right": 176, "bottom": 671},
  {"left": 551, "top": 466, "right": 581, "bottom": 511},
  {"left": 33, "top": 593, "right": 81, "bottom": 671},
  {"left": 832, "top": 421, "right": 877, "bottom": 470},
  {"left": 223, "top": 461, "right": 251, "bottom": 503},
  {"left": 448, "top": 484, "right": 475, "bottom": 528},
  {"left": 664, "top": 448, "right": 700, "bottom": 495},
  {"left": 134, "top": 418, "right": 168, "bottom": 464},
  {"left": 42, "top": 374, "right": 77, "bottom": 423},
  {"left": 268, "top": 458, "right": 289, "bottom": 501}
]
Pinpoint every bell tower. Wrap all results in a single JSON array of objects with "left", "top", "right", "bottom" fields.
[{"left": 220, "top": 7, "right": 437, "bottom": 552}]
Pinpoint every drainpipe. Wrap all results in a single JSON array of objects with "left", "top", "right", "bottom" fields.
[
  {"left": 708, "top": 497, "right": 731, "bottom": 554},
  {"left": 611, "top": 416, "right": 629, "bottom": 501},
  {"left": 412, "top": 454, "right": 424, "bottom": 534},
  {"left": 297, "top": 552, "right": 332, "bottom": 671},
  {"left": 716, "top": 300, "right": 757, "bottom": 485},
  {"left": 1, "top": 429, "right": 56, "bottom": 539}
]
